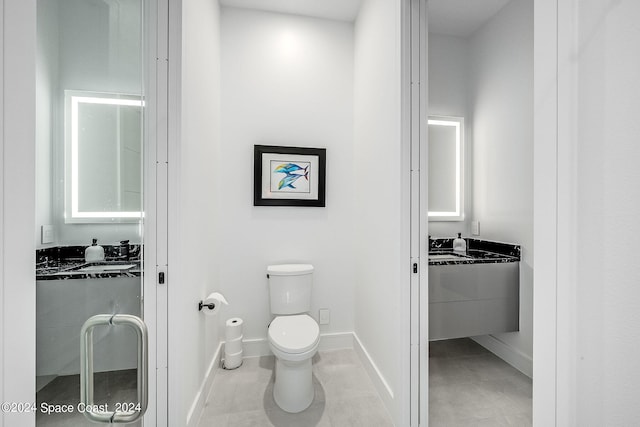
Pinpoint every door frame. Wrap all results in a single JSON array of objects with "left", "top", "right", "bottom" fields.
[
  {"left": 406, "top": 0, "right": 429, "bottom": 426},
  {"left": 1, "top": 2, "right": 37, "bottom": 426},
  {"left": 410, "top": 0, "right": 565, "bottom": 425},
  {"left": 533, "top": 0, "right": 561, "bottom": 425},
  {"left": 0, "top": 0, "right": 5, "bottom": 417},
  {"left": 147, "top": 0, "right": 170, "bottom": 425},
  {"left": 534, "top": 0, "right": 576, "bottom": 424},
  {"left": 141, "top": 0, "right": 169, "bottom": 425}
]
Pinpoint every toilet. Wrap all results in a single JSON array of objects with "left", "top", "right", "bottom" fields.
[{"left": 267, "top": 264, "right": 320, "bottom": 413}]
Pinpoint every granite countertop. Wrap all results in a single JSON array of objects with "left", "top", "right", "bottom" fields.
[
  {"left": 428, "top": 238, "right": 520, "bottom": 266},
  {"left": 36, "top": 244, "right": 142, "bottom": 280},
  {"left": 36, "top": 260, "right": 142, "bottom": 280}
]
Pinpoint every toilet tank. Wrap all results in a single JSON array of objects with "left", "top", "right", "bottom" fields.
[{"left": 267, "top": 264, "right": 314, "bottom": 315}]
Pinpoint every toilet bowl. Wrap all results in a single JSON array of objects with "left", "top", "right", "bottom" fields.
[{"left": 268, "top": 314, "right": 320, "bottom": 413}]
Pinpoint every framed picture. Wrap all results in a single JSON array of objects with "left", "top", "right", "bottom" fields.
[{"left": 254, "top": 145, "right": 326, "bottom": 207}]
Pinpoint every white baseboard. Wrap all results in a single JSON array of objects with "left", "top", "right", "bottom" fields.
[
  {"left": 233, "top": 331, "right": 355, "bottom": 359},
  {"left": 471, "top": 335, "right": 533, "bottom": 378},
  {"left": 186, "top": 342, "right": 223, "bottom": 427},
  {"left": 352, "top": 333, "right": 395, "bottom": 412},
  {"left": 240, "top": 337, "right": 271, "bottom": 358}
]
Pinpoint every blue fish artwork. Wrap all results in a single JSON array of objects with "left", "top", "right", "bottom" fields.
[
  {"left": 273, "top": 162, "right": 309, "bottom": 190},
  {"left": 273, "top": 163, "right": 306, "bottom": 175}
]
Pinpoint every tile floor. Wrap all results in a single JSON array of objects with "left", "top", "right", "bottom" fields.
[
  {"left": 35, "top": 369, "right": 140, "bottom": 427},
  {"left": 197, "top": 349, "right": 394, "bottom": 427},
  {"left": 429, "top": 338, "right": 532, "bottom": 426}
]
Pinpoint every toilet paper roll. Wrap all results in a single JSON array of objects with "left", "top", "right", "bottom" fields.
[
  {"left": 224, "top": 336, "right": 243, "bottom": 355},
  {"left": 225, "top": 317, "right": 243, "bottom": 341},
  {"left": 224, "top": 350, "right": 243, "bottom": 370},
  {"left": 201, "top": 292, "right": 228, "bottom": 316}
]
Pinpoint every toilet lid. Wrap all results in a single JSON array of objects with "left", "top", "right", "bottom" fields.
[{"left": 269, "top": 314, "right": 320, "bottom": 354}]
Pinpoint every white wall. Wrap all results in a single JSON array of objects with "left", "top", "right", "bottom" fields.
[
  {"left": 216, "top": 5, "right": 406, "bottom": 423},
  {"left": 571, "top": 0, "right": 640, "bottom": 423},
  {"left": 218, "top": 8, "right": 356, "bottom": 341},
  {"left": 353, "top": 0, "right": 405, "bottom": 423},
  {"left": 169, "top": 0, "right": 222, "bottom": 425},
  {"left": 427, "top": 33, "right": 472, "bottom": 237},
  {"left": 58, "top": 0, "right": 142, "bottom": 95},
  {"left": 469, "top": 0, "right": 534, "bottom": 368}
]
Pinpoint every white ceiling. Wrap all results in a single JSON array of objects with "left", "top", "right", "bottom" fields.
[
  {"left": 219, "top": 0, "right": 511, "bottom": 36},
  {"left": 219, "top": 0, "right": 363, "bottom": 22},
  {"left": 428, "top": 0, "right": 513, "bottom": 37}
]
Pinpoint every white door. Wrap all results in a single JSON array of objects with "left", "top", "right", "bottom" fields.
[{"left": 2, "top": 0, "right": 166, "bottom": 425}]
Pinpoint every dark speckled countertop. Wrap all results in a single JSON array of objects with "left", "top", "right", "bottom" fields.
[
  {"left": 36, "top": 244, "right": 142, "bottom": 280},
  {"left": 428, "top": 238, "right": 520, "bottom": 266}
]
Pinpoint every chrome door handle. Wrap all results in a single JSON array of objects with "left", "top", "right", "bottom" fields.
[{"left": 80, "top": 314, "right": 148, "bottom": 424}]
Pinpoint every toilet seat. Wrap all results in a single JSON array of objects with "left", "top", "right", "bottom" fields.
[{"left": 268, "top": 314, "right": 319, "bottom": 354}]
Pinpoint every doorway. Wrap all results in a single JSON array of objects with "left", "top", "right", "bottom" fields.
[{"left": 410, "top": 0, "right": 559, "bottom": 425}]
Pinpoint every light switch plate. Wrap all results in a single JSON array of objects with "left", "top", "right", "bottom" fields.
[
  {"left": 41, "top": 225, "right": 54, "bottom": 244},
  {"left": 319, "top": 309, "right": 330, "bottom": 325},
  {"left": 471, "top": 221, "right": 480, "bottom": 236}
]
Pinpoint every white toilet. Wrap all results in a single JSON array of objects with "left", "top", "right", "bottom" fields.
[{"left": 267, "top": 264, "right": 320, "bottom": 413}]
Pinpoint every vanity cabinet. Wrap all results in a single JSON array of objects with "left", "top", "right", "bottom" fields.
[{"left": 429, "top": 261, "right": 519, "bottom": 340}]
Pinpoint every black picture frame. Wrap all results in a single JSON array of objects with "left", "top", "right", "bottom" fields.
[{"left": 254, "top": 145, "right": 326, "bottom": 207}]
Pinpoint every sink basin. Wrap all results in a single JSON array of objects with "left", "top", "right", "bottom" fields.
[{"left": 76, "top": 264, "right": 136, "bottom": 273}]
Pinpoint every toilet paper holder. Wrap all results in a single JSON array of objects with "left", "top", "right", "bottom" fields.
[
  {"left": 198, "top": 292, "right": 229, "bottom": 313},
  {"left": 198, "top": 301, "right": 215, "bottom": 311}
]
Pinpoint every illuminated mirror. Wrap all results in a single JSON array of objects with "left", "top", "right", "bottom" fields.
[
  {"left": 428, "top": 116, "right": 464, "bottom": 221},
  {"left": 64, "top": 91, "right": 144, "bottom": 223}
]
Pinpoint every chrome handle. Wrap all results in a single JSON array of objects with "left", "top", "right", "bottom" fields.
[
  {"left": 80, "top": 314, "right": 148, "bottom": 424},
  {"left": 111, "top": 314, "right": 148, "bottom": 424}
]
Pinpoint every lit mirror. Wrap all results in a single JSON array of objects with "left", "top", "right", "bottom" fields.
[
  {"left": 428, "top": 116, "right": 464, "bottom": 221},
  {"left": 64, "top": 91, "right": 144, "bottom": 223}
]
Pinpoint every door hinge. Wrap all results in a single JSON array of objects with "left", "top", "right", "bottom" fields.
[
  {"left": 413, "top": 263, "right": 418, "bottom": 274},
  {"left": 158, "top": 271, "right": 165, "bottom": 284}
]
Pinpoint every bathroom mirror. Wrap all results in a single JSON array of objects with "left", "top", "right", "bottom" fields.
[
  {"left": 64, "top": 90, "right": 144, "bottom": 223},
  {"left": 428, "top": 116, "right": 464, "bottom": 221}
]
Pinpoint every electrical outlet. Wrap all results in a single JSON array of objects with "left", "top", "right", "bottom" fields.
[
  {"left": 41, "top": 225, "right": 54, "bottom": 244},
  {"left": 471, "top": 221, "right": 480, "bottom": 236},
  {"left": 319, "top": 309, "right": 330, "bottom": 325}
]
